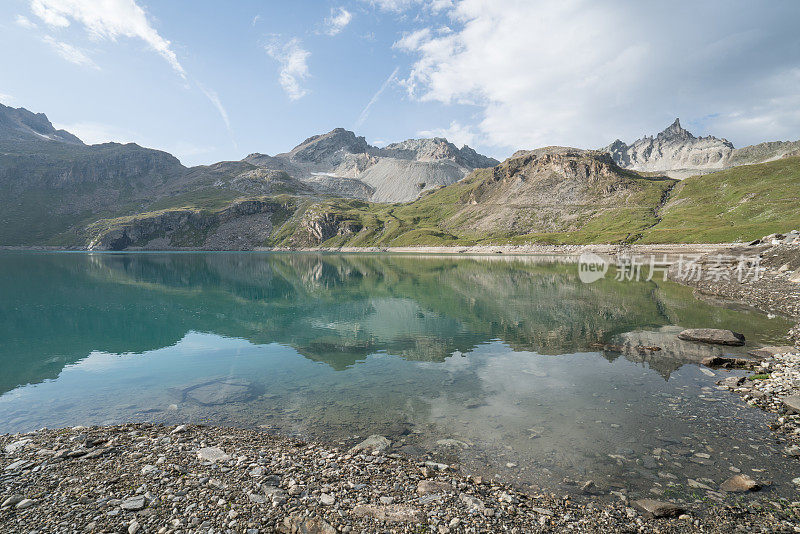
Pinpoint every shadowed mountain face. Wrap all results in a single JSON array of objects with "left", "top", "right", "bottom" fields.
[
  {"left": 0, "top": 252, "right": 789, "bottom": 396},
  {"left": 0, "top": 104, "right": 187, "bottom": 245},
  {"left": 0, "top": 103, "right": 83, "bottom": 146},
  {"left": 0, "top": 104, "right": 498, "bottom": 246}
]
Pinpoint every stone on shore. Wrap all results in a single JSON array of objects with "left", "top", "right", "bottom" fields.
[
  {"left": 782, "top": 396, "right": 800, "bottom": 414},
  {"left": 701, "top": 355, "right": 757, "bottom": 368},
  {"left": 633, "top": 499, "right": 685, "bottom": 518},
  {"left": 282, "top": 514, "right": 337, "bottom": 534},
  {"left": 197, "top": 446, "right": 230, "bottom": 462},
  {"left": 720, "top": 474, "right": 761, "bottom": 492},
  {"left": 15, "top": 499, "right": 35, "bottom": 509},
  {"left": 678, "top": 329, "right": 745, "bottom": 346},
  {"left": 417, "top": 480, "right": 453, "bottom": 495},
  {"left": 1, "top": 494, "right": 24, "bottom": 508},
  {"left": 352, "top": 503, "right": 424, "bottom": 523},
  {"left": 348, "top": 435, "right": 391, "bottom": 454},
  {"left": 120, "top": 495, "right": 146, "bottom": 511},
  {"left": 748, "top": 346, "right": 796, "bottom": 359}
]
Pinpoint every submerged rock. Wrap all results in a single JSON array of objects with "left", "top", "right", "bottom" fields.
[
  {"left": 678, "top": 329, "right": 745, "bottom": 346},
  {"left": 175, "top": 378, "right": 260, "bottom": 406},
  {"left": 348, "top": 435, "right": 391, "bottom": 454}
]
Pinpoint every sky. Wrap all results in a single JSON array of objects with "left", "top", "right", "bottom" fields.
[{"left": 1, "top": 0, "right": 799, "bottom": 166}]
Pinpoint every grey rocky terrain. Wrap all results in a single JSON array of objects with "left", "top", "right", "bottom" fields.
[
  {"left": 605, "top": 118, "right": 800, "bottom": 178},
  {"left": 247, "top": 128, "right": 499, "bottom": 203},
  {"left": 3, "top": 423, "right": 799, "bottom": 533}
]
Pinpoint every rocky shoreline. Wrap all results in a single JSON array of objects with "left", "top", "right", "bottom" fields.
[
  {"left": 1, "top": 243, "right": 730, "bottom": 255},
  {"left": 667, "top": 239, "right": 800, "bottom": 341},
  {"left": 4, "top": 424, "right": 800, "bottom": 533}
]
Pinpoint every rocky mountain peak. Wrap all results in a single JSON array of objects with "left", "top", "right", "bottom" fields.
[
  {"left": 657, "top": 118, "right": 694, "bottom": 142},
  {"left": 603, "top": 119, "right": 734, "bottom": 178},
  {"left": 287, "top": 128, "right": 370, "bottom": 163},
  {"left": 383, "top": 137, "right": 499, "bottom": 168},
  {"left": 384, "top": 137, "right": 459, "bottom": 161},
  {"left": 0, "top": 103, "right": 84, "bottom": 145}
]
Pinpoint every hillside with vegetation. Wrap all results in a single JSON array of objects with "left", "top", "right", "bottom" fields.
[{"left": 1, "top": 103, "right": 799, "bottom": 249}]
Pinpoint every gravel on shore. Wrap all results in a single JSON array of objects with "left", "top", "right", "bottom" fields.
[
  {"left": 2, "top": 424, "right": 800, "bottom": 533},
  {"left": 718, "top": 349, "right": 800, "bottom": 442}
]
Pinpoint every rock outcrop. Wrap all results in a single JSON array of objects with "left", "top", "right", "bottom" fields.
[
  {"left": 250, "top": 130, "right": 500, "bottom": 203},
  {"left": 604, "top": 118, "right": 800, "bottom": 179},
  {"left": 87, "top": 199, "right": 295, "bottom": 251},
  {"left": 604, "top": 119, "right": 733, "bottom": 178},
  {"left": 451, "top": 146, "right": 676, "bottom": 235}
]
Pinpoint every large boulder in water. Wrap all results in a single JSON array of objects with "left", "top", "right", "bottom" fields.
[{"left": 677, "top": 328, "right": 745, "bottom": 346}]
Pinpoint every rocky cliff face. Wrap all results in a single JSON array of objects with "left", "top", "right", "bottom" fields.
[
  {"left": 452, "top": 146, "right": 675, "bottom": 234},
  {"left": 250, "top": 129, "right": 500, "bottom": 203},
  {"left": 87, "top": 198, "right": 296, "bottom": 251},
  {"left": 604, "top": 118, "right": 800, "bottom": 178},
  {"left": 604, "top": 119, "right": 734, "bottom": 178}
]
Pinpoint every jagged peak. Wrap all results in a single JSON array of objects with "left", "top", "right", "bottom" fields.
[{"left": 656, "top": 118, "right": 694, "bottom": 141}]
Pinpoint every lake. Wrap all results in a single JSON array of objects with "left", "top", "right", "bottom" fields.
[{"left": 0, "top": 251, "right": 796, "bottom": 501}]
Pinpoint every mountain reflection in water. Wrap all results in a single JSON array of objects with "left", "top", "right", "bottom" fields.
[{"left": 0, "top": 252, "right": 790, "bottom": 396}]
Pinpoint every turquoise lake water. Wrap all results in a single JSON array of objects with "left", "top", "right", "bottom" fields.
[{"left": 0, "top": 251, "right": 796, "bottom": 500}]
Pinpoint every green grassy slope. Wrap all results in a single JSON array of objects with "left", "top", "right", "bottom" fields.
[
  {"left": 9, "top": 149, "right": 800, "bottom": 248},
  {"left": 640, "top": 156, "right": 800, "bottom": 243},
  {"left": 270, "top": 155, "right": 678, "bottom": 247}
]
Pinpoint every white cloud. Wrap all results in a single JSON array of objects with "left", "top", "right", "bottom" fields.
[
  {"left": 394, "top": 0, "right": 800, "bottom": 151},
  {"left": 354, "top": 66, "right": 399, "bottom": 129},
  {"left": 364, "top": 0, "right": 451, "bottom": 13},
  {"left": 0, "top": 92, "right": 15, "bottom": 104},
  {"left": 419, "top": 120, "right": 478, "bottom": 148},
  {"left": 42, "top": 35, "right": 99, "bottom": 69},
  {"left": 30, "top": 0, "right": 186, "bottom": 78},
  {"left": 15, "top": 14, "right": 38, "bottom": 29},
  {"left": 323, "top": 7, "right": 353, "bottom": 36},
  {"left": 264, "top": 37, "right": 311, "bottom": 101},
  {"left": 197, "top": 82, "right": 237, "bottom": 147},
  {"left": 252, "top": 14, "right": 261, "bottom": 26},
  {"left": 28, "top": 1, "right": 235, "bottom": 145},
  {"left": 197, "top": 84, "right": 230, "bottom": 131}
]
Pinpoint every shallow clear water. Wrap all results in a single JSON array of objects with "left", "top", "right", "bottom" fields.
[{"left": 0, "top": 252, "right": 796, "bottom": 501}]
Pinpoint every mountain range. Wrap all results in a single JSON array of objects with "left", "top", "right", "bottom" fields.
[
  {"left": 605, "top": 118, "right": 800, "bottom": 178},
  {"left": 0, "top": 102, "right": 798, "bottom": 248}
]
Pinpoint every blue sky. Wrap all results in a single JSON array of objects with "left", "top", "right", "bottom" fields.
[{"left": 1, "top": 0, "right": 799, "bottom": 166}]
